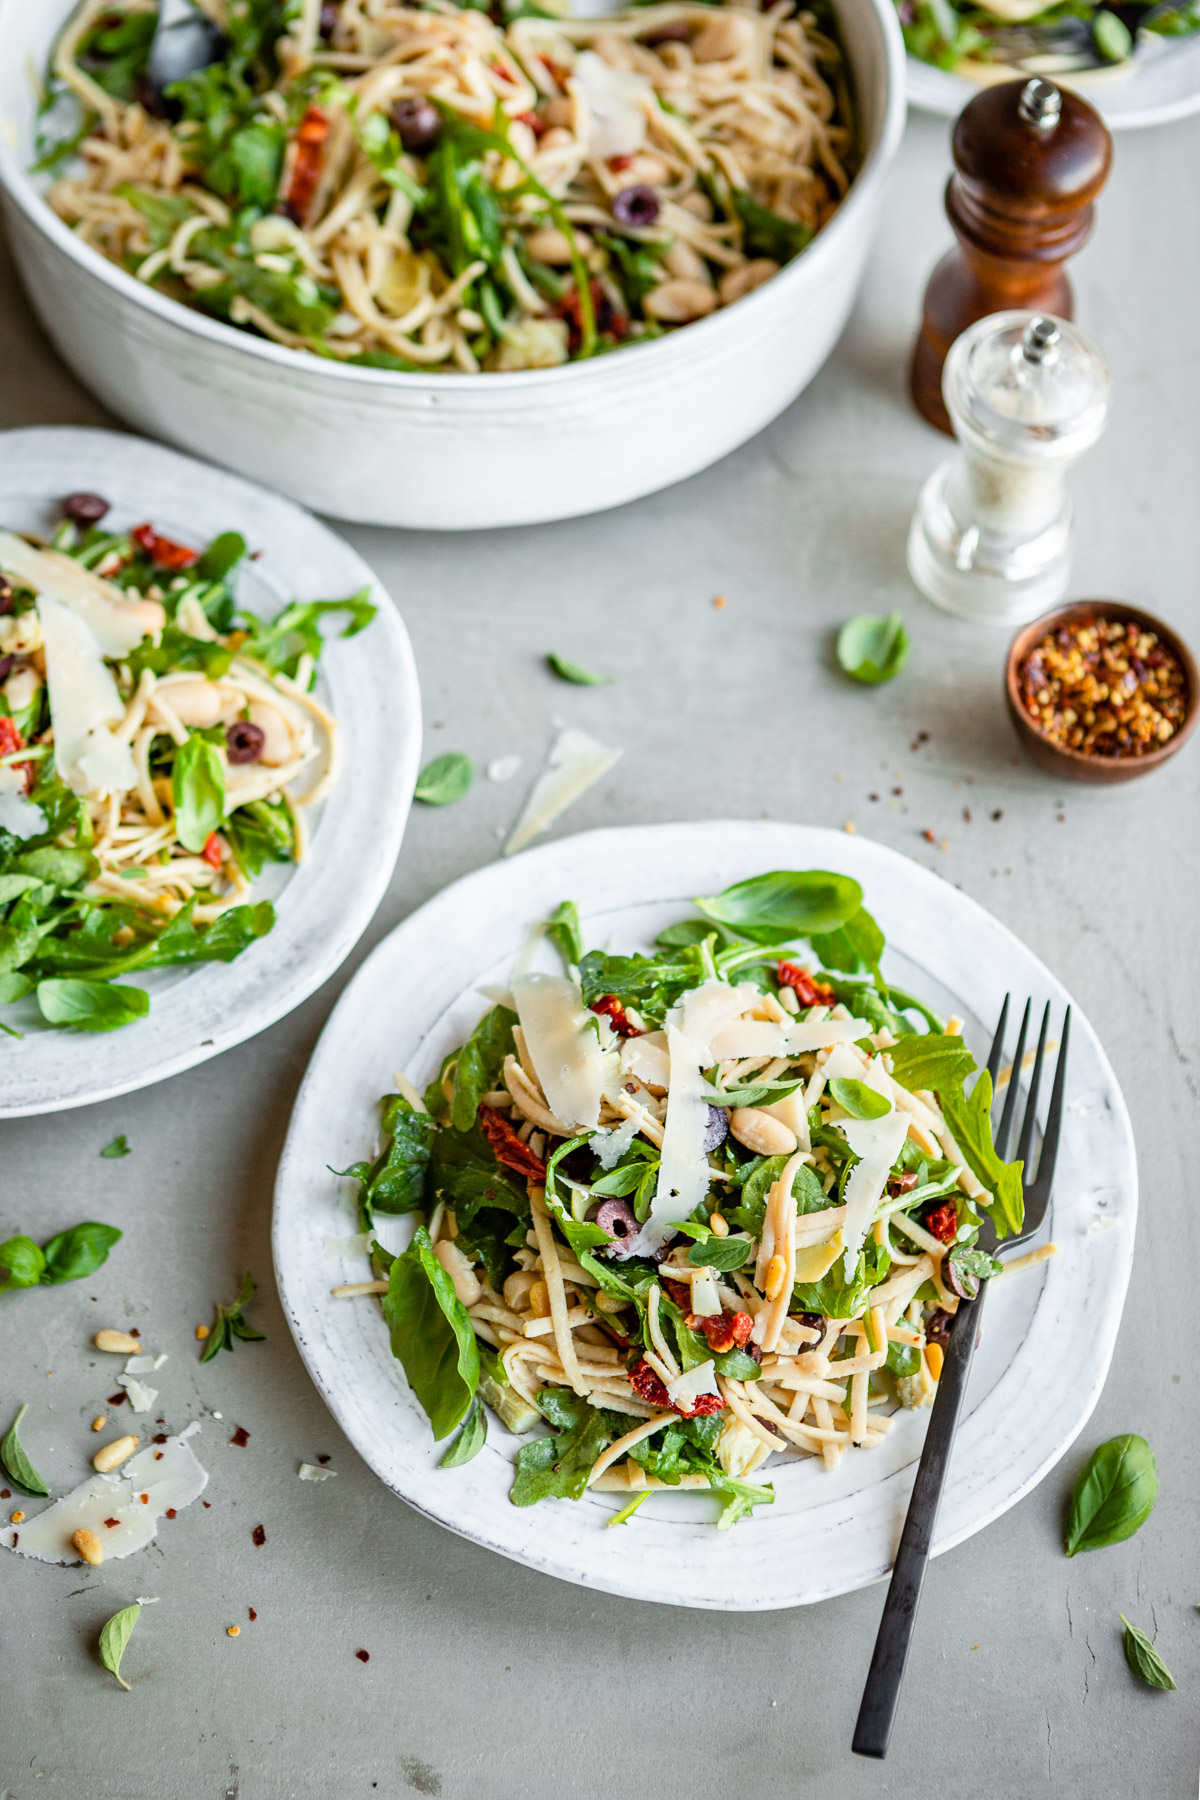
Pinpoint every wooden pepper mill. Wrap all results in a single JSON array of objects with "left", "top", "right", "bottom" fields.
[{"left": 911, "top": 77, "right": 1113, "bottom": 436}]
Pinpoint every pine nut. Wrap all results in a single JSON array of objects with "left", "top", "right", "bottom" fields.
[
  {"left": 195, "top": 1325, "right": 210, "bottom": 1340},
  {"left": 527, "top": 1280, "right": 550, "bottom": 1318},
  {"left": 10, "top": 1511, "right": 25, "bottom": 1523},
  {"left": 594, "top": 1291, "right": 625, "bottom": 1314},
  {"left": 72, "top": 1528, "right": 103, "bottom": 1565},
  {"left": 925, "top": 1343, "right": 945, "bottom": 1381},
  {"left": 93, "top": 1434, "right": 138, "bottom": 1473},
  {"left": 730, "top": 1107, "right": 798, "bottom": 1157},
  {"left": 709, "top": 1213, "right": 729, "bottom": 1238},
  {"left": 764, "top": 1254, "right": 788, "bottom": 1301},
  {"left": 94, "top": 1329, "right": 140, "bottom": 1354},
  {"left": 227, "top": 1625, "right": 241, "bottom": 1637},
  {"left": 92, "top": 1416, "right": 106, "bottom": 1431}
]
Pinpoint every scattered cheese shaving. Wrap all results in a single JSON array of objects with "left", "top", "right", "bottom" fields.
[
  {"left": 631, "top": 1026, "right": 710, "bottom": 1253},
  {"left": 504, "top": 727, "right": 621, "bottom": 856},
  {"left": 323, "top": 1233, "right": 374, "bottom": 1259},
  {"left": 298, "top": 1463, "right": 338, "bottom": 1481},
  {"left": 0, "top": 767, "right": 47, "bottom": 840},
  {"left": 123, "top": 1353, "right": 167, "bottom": 1374},
  {"left": 570, "top": 51, "right": 651, "bottom": 159},
  {"left": 116, "top": 1373, "right": 158, "bottom": 1412},
  {"left": 2, "top": 1425, "right": 207, "bottom": 1563},
  {"left": 512, "top": 971, "right": 606, "bottom": 1131},
  {"left": 487, "top": 754, "right": 522, "bottom": 782},
  {"left": 591, "top": 1115, "right": 640, "bottom": 1170},
  {"left": 35, "top": 591, "right": 138, "bottom": 799},
  {"left": 839, "top": 1110, "right": 910, "bottom": 1280}
]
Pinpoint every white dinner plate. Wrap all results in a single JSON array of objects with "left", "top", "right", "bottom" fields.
[
  {"left": 273, "top": 821, "right": 1136, "bottom": 1610},
  {"left": 0, "top": 427, "right": 421, "bottom": 1117},
  {"left": 906, "top": 31, "right": 1200, "bottom": 128}
]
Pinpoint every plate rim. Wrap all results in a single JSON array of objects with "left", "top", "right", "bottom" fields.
[
  {"left": 0, "top": 424, "right": 422, "bottom": 1116},
  {"left": 904, "top": 39, "right": 1200, "bottom": 127},
  {"left": 272, "top": 819, "right": 1137, "bottom": 1609}
]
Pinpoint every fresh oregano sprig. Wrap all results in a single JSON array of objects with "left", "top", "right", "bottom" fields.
[{"left": 200, "top": 1271, "right": 266, "bottom": 1362}]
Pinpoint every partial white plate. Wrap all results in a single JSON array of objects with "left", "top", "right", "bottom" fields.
[
  {"left": 0, "top": 427, "right": 421, "bottom": 1116},
  {"left": 906, "top": 31, "right": 1200, "bottom": 128},
  {"left": 273, "top": 820, "right": 1136, "bottom": 1610}
]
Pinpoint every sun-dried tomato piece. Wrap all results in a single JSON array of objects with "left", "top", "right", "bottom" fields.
[
  {"left": 661, "top": 1278, "right": 691, "bottom": 1311},
  {"left": 281, "top": 104, "right": 331, "bottom": 225},
  {"left": 923, "top": 1201, "right": 959, "bottom": 1244},
  {"left": 201, "top": 832, "right": 224, "bottom": 870},
  {"left": 691, "top": 1310, "right": 754, "bottom": 1354},
  {"left": 132, "top": 523, "right": 199, "bottom": 570},
  {"left": 590, "top": 994, "right": 642, "bottom": 1037},
  {"left": 628, "top": 1358, "right": 725, "bottom": 1418},
  {"left": 559, "top": 282, "right": 628, "bottom": 354},
  {"left": 777, "top": 961, "right": 835, "bottom": 1007},
  {"left": 0, "top": 715, "right": 33, "bottom": 793},
  {"left": 688, "top": 1393, "right": 725, "bottom": 1416},
  {"left": 514, "top": 109, "right": 548, "bottom": 137},
  {"left": 478, "top": 1105, "right": 546, "bottom": 1182}
]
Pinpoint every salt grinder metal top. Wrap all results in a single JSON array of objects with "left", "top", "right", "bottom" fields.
[{"left": 911, "top": 76, "right": 1112, "bottom": 436}]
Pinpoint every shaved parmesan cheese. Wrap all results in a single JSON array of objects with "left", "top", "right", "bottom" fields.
[
  {"left": 487, "top": 755, "right": 521, "bottom": 783},
  {"left": 680, "top": 980, "right": 760, "bottom": 1060},
  {"left": 324, "top": 1232, "right": 374, "bottom": 1259},
  {"left": 570, "top": 51, "right": 650, "bottom": 159},
  {"left": 839, "top": 1109, "right": 910, "bottom": 1281},
  {"left": 761, "top": 1087, "right": 811, "bottom": 1152},
  {"left": 619, "top": 1030, "right": 670, "bottom": 1092},
  {"left": 591, "top": 1114, "right": 640, "bottom": 1170},
  {"left": 665, "top": 1359, "right": 720, "bottom": 1410},
  {"left": 512, "top": 971, "right": 605, "bottom": 1131},
  {"left": 2, "top": 1425, "right": 207, "bottom": 1564},
  {"left": 631, "top": 1026, "right": 711, "bottom": 1253},
  {"left": 793, "top": 1230, "right": 843, "bottom": 1282},
  {"left": 298, "top": 1462, "right": 337, "bottom": 1481},
  {"left": 116, "top": 1373, "right": 158, "bottom": 1412},
  {"left": 708, "top": 1015, "right": 872, "bottom": 1061},
  {"left": 689, "top": 1269, "right": 723, "bottom": 1317},
  {"left": 504, "top": 727, "right": 621, "bottom": 856},
  {"left": 0, "top": 766, "right": 46, "bottom": 840},
  {"left": 0, "top": 531, "right": 153, "bottom": 658},
  {"left": 36, "top": 592, "right": 137, "bottom": 798},
  {"left": 123, "top": 1353, "right": 167, "bottom": 1374}
]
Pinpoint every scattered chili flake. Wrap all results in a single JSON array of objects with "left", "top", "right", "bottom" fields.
[
  {"left": 356, "top": 1649, "right": 371, "bottom": 1663},
  {"left": 590, "top": 994, "right": 641, "bottom": 1037},
  {"left": 281, "top": 103, "right": 331, "bottom": 224},
  {"left": 152, "top": 1433, "right": 168, "bottom": 1445},
  {"left": 558, "top": 279, "right": 627, "bottom": 352},
  {"left": 154, "top": 1451, "right": 164, "bottom": 1461},
  {"left": 923, "top": 1202, "right": 958, "bottom": 1244},
  {"left": 131, "top": 523, "right": 199, "bottom": 569},
  {"left": 248, "top": 1607, "right": 258, "bottom": 1621},
  {"left": 868, "top": 792, "right": 879, "bottom": 802},
  {"left": 202, "top": 1501, "right": 211, "bottom": 1508},
  {"left": 0, "top": 1490, "right": 8, "bottom": 1500},
  {"left": 104, "top": 1517, "right": 120, "bottom": 1529},
  {"left": 252, "top": 1524, "right": 266, "bottom": 1547},
  {"left": 1017, "top": 614, "right": 1189, "bottom": 757},
  {"left": 107, "top": 1392, "right": 127, "bottom": 1407},
  {"left": 130, "top": 1328, "right": 140, "bottom": 1337},
  {"left": 963, "top": 807, "right": 972, "bottom": 822},
  {"left": 140, "top": 1493, "right": 150, "bottom": 1504},
  {"left": 608, "top": 153, "right": 634, "bottom": 171},
  {"left": 992, "top": 809, "right": 1003, "bottom": 821},
  {"left": 202, "top": 833, "right": 223, "bottom": 870},
  {"left": 478, "top": 1106, "right": 546, "bottom": 1181},
  {"left": 777, "top": 962, "right": 835, "bottom": 1007},
  {"left": 166, "top": 1508, "right": 177, "bottom": 1518},
  {"left": 922, "top": 828, "right": 936, "bottom": 844},
  {"left": 712, "top": 595, "right": 727, "bottom": 609},
  {"left": 317, "top": 1454, "right": 331, "bottom": 1465},
  {"left": 230, "top": 1427, "right": 250, "bottom": 1447}
]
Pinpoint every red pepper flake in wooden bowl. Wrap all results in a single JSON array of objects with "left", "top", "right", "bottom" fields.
[{"left": 1018, "top": 614, "right": 1188, "bottom": 756}]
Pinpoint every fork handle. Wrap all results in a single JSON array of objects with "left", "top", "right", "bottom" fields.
[{"left": 852, "top": 1282, "right": 988, "bottom": 1759}]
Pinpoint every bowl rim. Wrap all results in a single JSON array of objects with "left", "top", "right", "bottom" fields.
[
  {"left": 0, "top": 0, "right": 906, "bottom": 395},
  {"left": 1005, "top": 598, "right": 1200, "bottom": 775}
]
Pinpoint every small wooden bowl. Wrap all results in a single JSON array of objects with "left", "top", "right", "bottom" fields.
[{"left": 1005, "top": 601, "right": 1200, "bottom": 785}]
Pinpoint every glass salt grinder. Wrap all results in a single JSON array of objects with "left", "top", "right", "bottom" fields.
[{"left": 906, "top": 310, "right": 1110, "bottom": 625}]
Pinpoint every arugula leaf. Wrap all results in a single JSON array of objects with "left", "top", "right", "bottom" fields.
[
  {"left": 0, "top": 1236, "right": 46, "bottom": 1291},
  {"left": 147, "top": 901, "right": 274, "bottom": 968},
  {"left": 223, "top": 796, "right": 294, "bottom": 879},
  {"left": 200, "top": 1271, "right": 266, "bottom": 1361},
  {"left": 727, "top": 1155, "right": 831, "bottom": 1236},
  {"left": 99, "top": 1604, "right": 141, "bottom": 1691},
  {"left": 382, "top": 1227, "right": 479, "bottom": 1440},
  {"left": 428, "top": 1117, "right": 529, "bottom": 1226},
  {"left": 238, "top": 590, "right": 375, "bottom": 683},
  {"left": 449, "top": 1005, "right": 517, "bottom": 1132},
  {"left": 439, "top": 1398, "right": 487, "bottom": 1468},
  {"left": 888, "top": 1032, "right": 977, "bottom": 1095},
  {"left": 544, "top": 900, "right": 583, "bottom": 972},
  {"left": 334, "top": 1093, "right": 436, "bottom": 1227},
  {"left": 1065, "top": 1435, "right": 1158, "bottom": 1556},
  {"left": 577, "top": 947, "right": 704, "bottom": 1023},
  {"left": 889, "top": 1033, "right": 1023, "bottom": 1238},
  {"left": 172, "top": 735, "right": 226, "bottom": 853},
  {"left": 101, "top": 1134, "right": 131, "bottom": 1159},
  {"left": 694, "top": 870, "right": 863, "bottom": 944},
  {"left": 128, "top": 624, "right": 233, "bottom": 685},
  {"left": 1121, "top": 1617, "right": 1176, "bottom": 1692},
  {"left": 41, "top": 1222, "right": 122, "bottom": 1284},
  {"left": 415, "top": 753, "right": 474, "bottom": 807},
  {"left": 712, "top": 1474, "right": 774, "bottom": 1530},
  {"left": 828, "top": 1077, "right": 891, "bottom": 1121},
  {"left": 687, "top": 1236, "right": 752, "bottom": 1271},
  {"left": 1, "top": 1404, "right": 51, "bottom": 1497},
  {"left": 546, "top": 653, "right": 607, "bottom": 686},
  {"left": 728, "top": 186, "right": 811, "bottom": 262},
  {"left": 836, "top": 611, "right": 910, "bottom": 685},
  {"left": 510, "top": 1389, "right": 619, "bottom": 1504}
]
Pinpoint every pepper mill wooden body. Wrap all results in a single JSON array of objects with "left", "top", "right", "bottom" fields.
[{"left": 911, "top": 77, "right": 1112, "bottom": 435}]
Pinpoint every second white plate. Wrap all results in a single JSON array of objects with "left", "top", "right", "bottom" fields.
[
  {"left": 0, "top": 427, "right": 422, "bottom": 1116},
  {"left": 906, "top": 31, "right": 1200, "bottom": 129},
  {"left": 273, "top": 822, "right": 1136, "bottom": 1609}
]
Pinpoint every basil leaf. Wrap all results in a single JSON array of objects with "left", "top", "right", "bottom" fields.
[
  {"left": 546, "top": 653, "right": 607, "bottom": 686},
  {"left": 41, "top": 1221, "right": 122, "bottom": 1285},
  {"left": 544, "top": 899, "right": 583, "bottom": 971},
  {"left": 1065, "top": 1435, "right": 1158, "bottom": 1556},
  {"left": 886, "top": 1340, "right": 922, "bottom": 1377},
  {"left": 171, "top": 734, "right": 225, "bottom": 853},
  {"left": 1, "top": 1403, "right": 51, "bottom": 1496},
  {"left": 687, "top": 1236, "right": 752, "bottom": 1271},
  {"left": 382, "top": 1226, "right": 479, "bottom": 1440},
  {"left": 947, "top": 1245, "right": 1003, "bottom": 1289},
  {"left": 511, "top": 1390, "right": 619, "bottom": 1505},
  {"left": 0, "top": 1235, "right": 46, "bottom": 1292},
  {"left": 347, "top": 1096, "right": 435, "bottom": 1221},
  {"left": 36, "top": 977, "right": 150, "bottom": 1032},
  {"left": 828, "top": 1077, "right": 891, "bottom": 1121},
  {"left": 13, "top": 846, "right": 96, "bottom": 888},
  {"left": 728, "top": 187, "right": 810, "bottom": 262},
  {"left": 415, "top": 753, "right": 473, "bottom": 806},
  {"left": 101, "top": 1134, "right": 131, "bottom": 1159},
  {"left": 195, "top": 530, "right": 247, "bottom": 582},
  {"left": 694, "top": 870, "right": 863, "bottom": 944},
  {"left": 450, "top": 1004, "right": 517, "bottom": 1133},
  {"left": 655, "top": 919, "right": 720, "bottom": 949},
  {"left": 0, "top": 972, "right": 35, "bottom": 1006},
  {"left": 810, "top": 907, "right": 885, "bottom": 979},
  {"left": 99, "top": 1603, "right": 141, "bottom": 1691},
  {"left": 1120, "top": 1617, "right": 1176, "bottom": 1691},
  {"left": 1094, "top": 10, "right": 1133, "bottom": 61},
  {"left": 889, "top": 1032, "right": 977, "bottom": 1095},
  {"left": 836, "top": 611, "right": 910, "bottom": 685},
  {"left": 427, "top": 1118, "right": 529, "bottom": 1227},
  {"left": 439, "top": 1398, "right": 487, "bottom": 1467},
  {"left": 713, "top": 1347, "right": 762, "bottom": 1380}
]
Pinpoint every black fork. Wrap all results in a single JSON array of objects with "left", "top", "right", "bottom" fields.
[{"left": 852, "top": 997, "right": 1071, "bottom": 1760}]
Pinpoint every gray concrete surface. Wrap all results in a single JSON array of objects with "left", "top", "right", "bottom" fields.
[{"left": 2, "top": 105, "right": 1199, "bottom": 1800}]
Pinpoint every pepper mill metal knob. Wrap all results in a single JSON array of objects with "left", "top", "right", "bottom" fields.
[{"left": 911, "top": 77, "right": 1113, "bottom": 436}]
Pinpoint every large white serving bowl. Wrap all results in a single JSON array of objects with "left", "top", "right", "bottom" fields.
[{"left": 0, "top": 0, "right": 904, "bottom": 531}]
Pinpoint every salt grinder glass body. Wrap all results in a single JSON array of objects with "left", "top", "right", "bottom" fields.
[{"left": 907, "top": 311, "right": 1110, "bottom": 625}]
